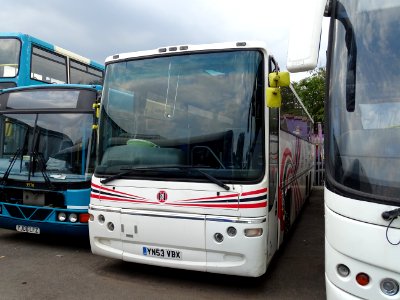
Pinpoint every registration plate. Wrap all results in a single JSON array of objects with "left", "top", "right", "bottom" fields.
[
  {"left": 143, "top": 246, "right": 182, "bottom": 260},
  {"left": 16, "top": 225, "right": 40, "bottom": 234}
]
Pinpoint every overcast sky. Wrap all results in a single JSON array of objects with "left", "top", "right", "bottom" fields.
[{"left": 1, "top": 0, "right": 328, "bottom": 80}]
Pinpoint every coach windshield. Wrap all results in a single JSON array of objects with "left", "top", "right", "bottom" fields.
[
  {"left": 326, "top": 0, "right": 400, "bottom": 204},
  {"left": 97, "top": 50, "right": 265, "bottom": 183}
]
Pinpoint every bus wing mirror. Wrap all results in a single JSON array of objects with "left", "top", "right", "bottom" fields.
[
  {"left": 266, "top": 87, "right": 282, "bottom": 108},
  {"left": 266, "top": 71, "right": 290, "bottom": 108},
  {"left": 287, "top": 0, "right": 328, "bottom": 72},
  {"left": 268, "top": 72, "right": 290, "bottom": 87}
]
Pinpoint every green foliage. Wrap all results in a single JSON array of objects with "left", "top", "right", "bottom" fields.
[{"left": 292, "top": 67, "right": 326, "bottom": 124}]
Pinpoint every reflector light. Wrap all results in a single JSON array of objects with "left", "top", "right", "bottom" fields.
[
  {"left": 356, "top": 273, "right": 370, "bottom": 286},
  {"left": 337, "top": 264, "right": 350, "bottom": 277},
  {"left": 68, "top": 213, "right": 78, "bottom": 223},
  {"left": 380, "top": 278, "right": 399, "bottom": 296},
  {"left": 244, "top": 228, "right": 263, "bottom": 237},
  {"left": 57, "top": 212, "right": 67, "bottom": 222},
  {"left": 80, "top": 213, "right": 90, "bottom": 223}
]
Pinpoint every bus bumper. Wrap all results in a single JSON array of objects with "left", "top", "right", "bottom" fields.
[
  {"left": 325, "top": 273, "right": 363, "bottom": 300},
  {"left": 89, "top": 205, "right": 267, "bottom": 277}
]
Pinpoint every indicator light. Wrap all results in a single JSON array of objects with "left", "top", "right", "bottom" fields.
[
  {"left": 80, "top": 213, "right": 90, "bottom": 223},
  {"left": 356, "top": 273, "right": 370, "bottom": 286}
]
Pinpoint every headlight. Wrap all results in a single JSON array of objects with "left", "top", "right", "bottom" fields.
[
  {"left": 107, "top": 222, "right": 114, "bottom": 231},
  {"left": 214, "top": 232, "right": 224, "bottom": 243},
  {"left": 98, "top": 214, "right": 105, "bottom": 224},
  {"left": 57, "top": 212, "right": 67, "bottom": 222},
  {"left": 227, "top": 226, "right": 237, "bottom": 237},
  {"left": 68, "top": 213, "right": 78, "bottom": 223},
  {"left": 381, "top": 278, "right": 399, "bottom": 296},
  {"left": 336, "top": 264, "right": 350, "bottom": 277}
]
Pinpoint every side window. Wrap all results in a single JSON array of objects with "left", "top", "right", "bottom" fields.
[
  {"left": 31, "top": 46, "right": 67, "bottom": 83},
  {"left": 70, "top": 60, "right": 103, "bottom": 85}
]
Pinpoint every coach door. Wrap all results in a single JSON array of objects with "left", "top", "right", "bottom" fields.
[{"left": 267, "top": 107, "right": 279, "bottom": 262}]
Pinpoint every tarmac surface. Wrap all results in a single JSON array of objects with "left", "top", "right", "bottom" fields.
[{"left": 0, "top": 187, "right": 325, "bottom": 300}]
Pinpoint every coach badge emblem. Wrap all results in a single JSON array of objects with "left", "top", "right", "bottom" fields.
[{"left": 157, "top": 190, "right": 168, "bottom": 203}]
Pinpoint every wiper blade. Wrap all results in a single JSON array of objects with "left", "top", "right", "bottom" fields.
[
  {"left": 1, "top": 148, "right": 23, "bottom": 185},
  {"left": 100, "top": 168, "right": 141, "bottom": 184},
  {"left": 194, "top": 169, "right": 230, "bottom": 191},
  {"left": 31, "top": 150, "right": 54, "bottom": 190},
  {"left": 100, "top": 165, "right": 230, "bottom": 190}
]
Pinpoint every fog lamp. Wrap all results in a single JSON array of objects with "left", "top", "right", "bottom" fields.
[
  {"left": 244, "top": 228, "right": 263, "bottom": 237},
  {"left": 57, "top": 212, "right": 67, "bottom": 222},
  {"left": 381, "top": 278, "right": 399, "bottom": 296}
]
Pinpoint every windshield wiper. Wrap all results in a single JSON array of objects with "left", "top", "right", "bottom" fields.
[
  {"left": 1, "top": 148, "right": 23, "bottom": 185},
  {"left": 30, "top": 150, "right": 54, "bottom": 190},
  {"left": 1, "top": 126, "right": 30, "bottom": 185},
  {"left": 100, "top": 165, "right": 230, "bottom": 190}
]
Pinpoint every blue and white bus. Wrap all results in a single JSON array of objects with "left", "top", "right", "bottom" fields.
[
  {"left": 0, "top": 84, "right": 101, "bottom": 236},
  {"left": 0, "top": 32, "right": 104, "bottom": 89}
]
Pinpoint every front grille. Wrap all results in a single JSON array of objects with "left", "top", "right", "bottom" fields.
[{"left": 3, "top": 204, "right": 53, "bottom": 221}]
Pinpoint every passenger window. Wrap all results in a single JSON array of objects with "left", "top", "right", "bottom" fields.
[{"left": 31, "top": 46, "right": 67, "bottom": 83}]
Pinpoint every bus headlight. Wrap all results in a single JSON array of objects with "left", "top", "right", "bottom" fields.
[
  {"left": 380, "top": 278, "right": 399, "bottom": 296},
  {"left": 98, "top": 214, "right": 105, "bottom": 224},
  {"left": 107, "top": 222, "right": 114, "bottom": 231},
  {"left": 214, "top": 232, "right": 224, "bottom": 243},
  {"left": 227, "top": 226, "right": 237, "bottom": 237},
  {"left": 68, "top": 213, "right": 78, "bottom": 223},
  {"left": 336, "top": 264, "right": 350, "bottom": 277},
  {"left": 57, "top": 212, "right": 67, "bottom": 222}
]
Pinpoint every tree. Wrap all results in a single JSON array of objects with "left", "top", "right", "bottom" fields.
[{"left": 292, "top": 67, "right": 326, "bottom": 124}]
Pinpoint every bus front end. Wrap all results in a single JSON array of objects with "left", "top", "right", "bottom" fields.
[
  {"left": 325, "top": 1, "right": 400, "bottom": 298},
  {"left": 89, "top": 42, "right": 275, "bottom": 277},
  {"left": 0, "top": 85, "right": 100, "bottom": 236}
]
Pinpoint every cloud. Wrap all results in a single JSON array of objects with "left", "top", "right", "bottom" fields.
[{"left": 1, "top": 0, "right": 327, "bottom": 73}]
